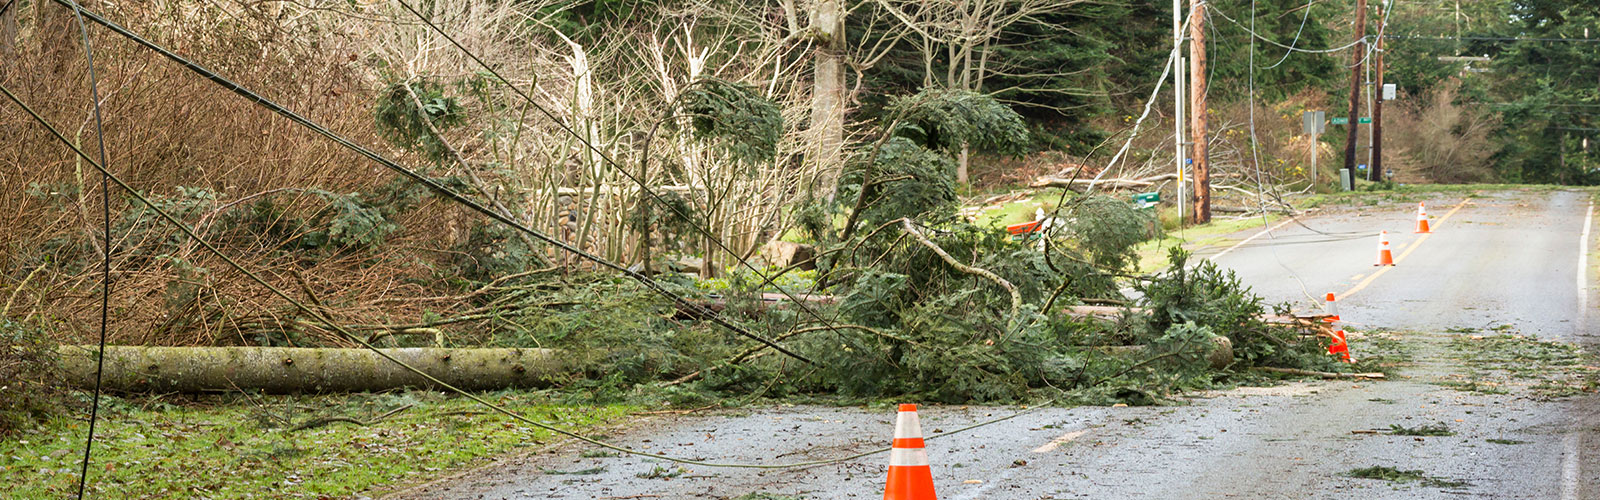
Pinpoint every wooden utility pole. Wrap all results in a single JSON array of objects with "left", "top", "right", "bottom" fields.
[
  {"left": 1343, "top": 0, "right": 1369, "bottom": 181},
  {"left": 1372, "top": 2, "right": 1386, "bottom": 181},
  {"left": 1188, "top": 0, "right": 1210, "bottom": 224}
]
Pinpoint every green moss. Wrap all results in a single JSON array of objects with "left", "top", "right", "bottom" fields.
[{"left": 0, "top": 392, "right": 633, "bottom": 498}]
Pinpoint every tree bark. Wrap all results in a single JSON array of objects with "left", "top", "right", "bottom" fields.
[
  {"left": 58, "top": 346, "right": 565, "bottom": 393},
  {"left": 809, "top": 0, "right": 846, "bottom": 200}
]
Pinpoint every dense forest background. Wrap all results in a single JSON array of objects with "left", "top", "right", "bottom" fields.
[{"left": 0, "top": 0, "right": 1596, "bottom": 352}]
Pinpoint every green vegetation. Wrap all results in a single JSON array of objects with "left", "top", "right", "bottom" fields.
[
  {"left": 1345, "top": 466, "right": 1469, "bottom": 488},
  {"left": 0, "top": 392, "right": 633, "bottom": 498},
  {"left": 0, "top": 318, "right": 62, "bottom": 434},
  {"left": 1388, "top": 422, "right": 1455, "bottom": 437},
  {"left": 1442, "top": 334, "right": 1600, "bottom": 400},
  {"left": 1485, "top": 439, "right": 1529, "bottom": 445}
]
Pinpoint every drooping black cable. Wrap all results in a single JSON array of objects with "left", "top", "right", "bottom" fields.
[
  {"left": 1, "top": 0, "right": 18, "bottom": 17},
  {"left": 49, "top": 0, "right": 811, "bottom": 365},
  {"left": 68, "top": 0, "right": 111, "bottom": 497},
  {"left": 390, "top": 0, "right": 849, "bottom": 342}
]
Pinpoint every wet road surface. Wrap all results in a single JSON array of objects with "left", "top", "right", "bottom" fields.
[{"left": 392, "top": 189, "right": 1598, "bottom": 499}]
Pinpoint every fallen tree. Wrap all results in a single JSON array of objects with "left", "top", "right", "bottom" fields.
[
  {"left": 58, "top": 346, "right": 565, "bottom": 393},
  {"left": 1061, "top": 305, "right": 1336, "bottom": 338},
  {"left": 1030, "top": 173, "right": 1178, "bottom": 191}
]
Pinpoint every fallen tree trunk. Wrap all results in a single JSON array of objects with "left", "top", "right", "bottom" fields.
[
  {"left": 679, "top": 292, "right": 837, "bottom": 318},
  {"left": 1060, "top": 305, "right": 1335, "bottom": 337},
  {"left": 1030, "top": 173, "right": 1178, "bottom": 191},
  {"left": 1030, "top": 172, "right": 1240, "bottom": 191},
  {"left": 58, "top": 346, "right": 565, "bottom": 393},
  {"left": 1212, "top": 205, "right": 1296, "bottom": 214},
  {"left": 1253, "top": 366, "right": 1386, "bottom": 380},
  {"left": 1099, "top": 335, "right": 1234, "bottom": 369}
]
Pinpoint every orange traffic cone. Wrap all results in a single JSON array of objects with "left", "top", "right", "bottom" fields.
[
  {"left": 1374, "top": 231, "right": 1395, "bottom": 266},
  {"left": 1414, "top": 202, "right": 1431, "bottom": 233},
  {"left": 1322, "top": 293, "right": 1340, "bottom": 324},
  {"left": 1327, "top": 329, "right": 1351, "bottom": 362},
  {"left": 884, "top": 404, "right": 937, "bottom": 500}
]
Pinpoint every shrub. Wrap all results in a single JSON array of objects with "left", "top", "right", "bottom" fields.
[{"left": 0, "top": 318, "right": 63, "bottom": 434}]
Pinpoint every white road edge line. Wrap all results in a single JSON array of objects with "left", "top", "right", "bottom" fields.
[
  {"left": 1561, "top": 200, "right": 1591, "bottom": 500},
  {"left": 1208, "top": 217, "right": 1298, "bottom": 262},
  {"left": 1578, "top": 201, "right": 1592, "bottom": 318}
]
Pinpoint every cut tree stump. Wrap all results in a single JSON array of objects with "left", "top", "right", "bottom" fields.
[{"left": 58, "top": 346, "right": 565, "bottom": 393}]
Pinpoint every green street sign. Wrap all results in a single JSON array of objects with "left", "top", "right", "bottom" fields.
[
  {"left": 1330, "top": 117, "right": 1349, "bottom": 125},
  {"left": 1132, "top": 192, "right": 1160, "bottom": 210},
  {"left": 1358, "top": 117, "right": 1373, "bottom": 124}
]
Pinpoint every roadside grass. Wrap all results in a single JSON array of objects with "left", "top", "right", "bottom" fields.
[
  {"left": 1344, "top": 465, "right": 1469, "bottom": 488},
  {"left": 1298, "top": 183, "right": 1584, "bottom": 209},
  {"left": 1131, "top": 215, "right": 1279, "bottom": 273},
  {"left": 0, "top": 391, "right": 634, "bottom": 499}
]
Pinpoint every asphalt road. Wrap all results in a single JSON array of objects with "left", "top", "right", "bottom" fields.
[{"left": 390, "top": 188, "right": 1599, "bottom": 500}]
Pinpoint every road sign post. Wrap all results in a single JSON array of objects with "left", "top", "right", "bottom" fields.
[{"left": 1302, "top": 111, "right": 1326, "bottom": 185}]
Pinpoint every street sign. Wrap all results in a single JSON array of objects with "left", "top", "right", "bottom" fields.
[
  {"left": 1132, "top": 192, "right": 1160, "bottom": 210},
  {"left": 1331, "top": 117, "right": 1349, "bottom": 125},
  {"left": 1358, "top": 117, "right": 1373, "bottom": 124}
]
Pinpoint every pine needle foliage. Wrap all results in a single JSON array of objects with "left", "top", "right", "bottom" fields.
[
  {"left": 887, "top": 89, "right": 1030, "bottom": 155},
  {"left": 374, "top": 79, "right": 465, "bottom": 165},
  {"left": 1137, "top": 248, "right": 1343, "bottom": 371},
  {"left": 836, "top": 137, "right": 959, "bottom": 226},
  {"left": 676, "top": 79, "right": 783, "bottom": 168},
  {"left": 1056, "top": 195, "right": 1162, "bottom": 270}
]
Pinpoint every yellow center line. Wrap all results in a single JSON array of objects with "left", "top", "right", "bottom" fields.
[{"left": 1338, "top": 196, "right": 1473, "bottom": 300}]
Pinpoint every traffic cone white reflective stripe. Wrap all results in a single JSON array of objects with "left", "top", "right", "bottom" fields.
[
  {"left": 1323, "top": 292, "right": 1340, "bottom": 323},
  {"left": 884, "top": 404, "right": 936, "bottom": 500},
  {"left": 1415, "top": 202, "right": 1432, "bottom": 233},
  {"left": 890, "top": 408, "right": 928, "bottom": 466}
]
